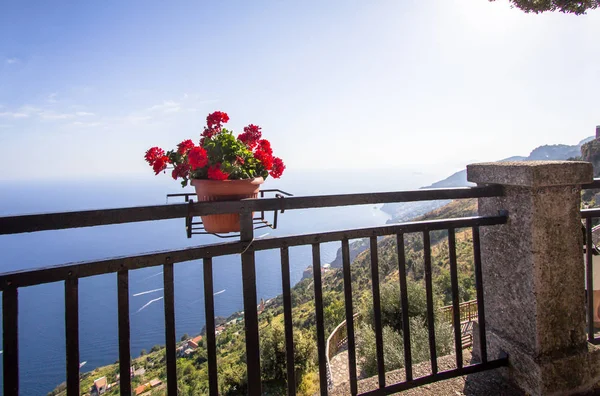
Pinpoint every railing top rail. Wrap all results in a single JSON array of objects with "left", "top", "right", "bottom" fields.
[
  {"left": 581, "top": 208, "right": 600, "bottom": 218},
  {"left": 0, "top": 185, "right": 504, "bottom": 235},
  {"left": 0, "top": 214, "right": 507, "bottom": 290},
  {"left": 583, "top": 178, "right": 600, "bottom": 190}
]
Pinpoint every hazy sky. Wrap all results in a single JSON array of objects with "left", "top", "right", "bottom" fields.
[{"left": 1, "top": 0, "right": 599, "bottom": 181}]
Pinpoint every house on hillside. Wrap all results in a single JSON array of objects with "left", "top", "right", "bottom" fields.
[
  {"left": 133, "top": 367, "right": 146, "bottom": 377},
  {"left": 179, "top": 334, "right": 203, "bottom": 353},
  {"left": 187, "top": 334, "right": 203, "bottom": 349},
  {"left": 92, "top": 376, "right": 107, "bottom": 395},
  {"left": 134, "top": 378, "right": 163, "bottom": 395},
  {"left": 134, "top": 383, "right": 149, "bottom": 396}
]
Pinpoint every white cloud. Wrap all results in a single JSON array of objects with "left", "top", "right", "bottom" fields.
[
  {"left": 47, "top": 93, "right": 58, "bottom": 103},
  {"left": 124, "top": 115, "right": 152, "bottom": 125},
  {"left": 147, "top": 100, "right": 181, "bottom": 114},
  {"left": 5, "top": 58, "right": 18, "bottom": 65},
  {"left": 75, "top": 111, "right": 95, "bottom": 116},
  {"left": 0, "top": 112, "right": 29, "bottom": 118},
  {"left": 39, "top": 111, "right": 76, "bottom": 120},
  {"left": 71, "top": 121, "right": 102, "bottom": 128}
]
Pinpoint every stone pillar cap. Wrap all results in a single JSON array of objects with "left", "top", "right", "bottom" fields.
[{"left": 467, "top": 161, "right": 593, "bottom": 187}]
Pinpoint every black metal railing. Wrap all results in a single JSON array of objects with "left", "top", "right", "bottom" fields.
[
  {"left": 0, "top": 185, "right": 508, "bottom": 396},
  {"left": 582, "top": 179, "right": 600, "bottom": 345}
]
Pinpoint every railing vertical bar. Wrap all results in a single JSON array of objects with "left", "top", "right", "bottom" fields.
[
  {"left": 472, "top": 226, "right": 488, "bottom": 363},
  {"left": 240, "top": 210, "right": 262, "bottom": 396},
  {"left": 3, "top": 287, "right": 19, "bottom": 396},
  {"left": 448, "top": 229, "right": 463, "bottom": 368},
  {"left": 342, "top": 239, "right": 358, "bottom": 395},
  {"left": 370, "top": 236, "right": 386, "bottom": 388},
  {"left": 203, "top": 258, "right": 218, "bottom": 395},
  {"left": 587, "top": 218, "right": 594, "bottom": 342},
  {"left": 163, "top": 261, "right": 177, "bottom": 395},
  {"left": 312, "top": 243, "right": 328, "bottom": 395},
  {"left": 280, "top": 247, "right": 297, "bottom": 396},
  {"left": 423, "top": 231, "right": 438, "bottom": 374},
  {"left": 396, "top": 233, "right": 413, "bottom": 381},
  {"left": 65, "top": 278, "right": 80, "bottom": 395},
  {"left": 117, "top": 270, "right": 131, "bottom": 396}
]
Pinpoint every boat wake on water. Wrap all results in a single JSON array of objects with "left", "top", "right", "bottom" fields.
[
  {"left": 139, "top": 271, "right": 163, "bottom": 282},
  {"left": 133, "top": 288, "right": 164, "bottom": 297},
  {"left": 136, "top": 296, "right": 164, "bottom": 313}
]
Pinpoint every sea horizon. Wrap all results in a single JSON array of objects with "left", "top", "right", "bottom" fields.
[{"left": 0, "top": 167, "right": 451, "bottom": 394}]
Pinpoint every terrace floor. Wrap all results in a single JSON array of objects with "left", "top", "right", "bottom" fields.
[{"left": 329, "top": 349, "right": 524, "bottom": 396}]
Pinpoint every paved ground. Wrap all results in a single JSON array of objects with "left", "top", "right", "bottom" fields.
[
  {"left": 328, "top": 349, "right": 524, "bottom": 396},
  {"left": 330, "top": 349, "right": 356, "bottom": 388}
]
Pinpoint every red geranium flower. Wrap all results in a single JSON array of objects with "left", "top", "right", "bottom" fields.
[
  {"left": 256, "top": 139, "right": 272, "bottom": 154},
  {"left": 177, "top": 139, "right": 195, "bottom": 155},
  {"left": 188, "top": 146, "right": 208, "bottom": 169},
  {"left": 270, "top": 157, "right": 285, "bottom": 179},
  {"left": 237, "top": 124, "right": 262, "bottom": 149},
  {"left": 206, "top": 111, "right": 229, "bottom": 130},
  {"left": 152, "top": 155, "right": 169, "bottom": 175},
  {"left": 207, "top": 164, "right": 229, "bottom": 180},
  {"left": 172, "top": 163, "right": 190, "bottom": 180},
  {"left": 147, "top": 111, "right": 285, "bottom": 184},
  {"left": 144, "top": 147, "right": 165, "bottom": 165},
  {"left": 254, "top": 149, "right": 273, "bottom": 170},
  {"left": 202, "top": 127, "right": 216, "bottom": 139}
]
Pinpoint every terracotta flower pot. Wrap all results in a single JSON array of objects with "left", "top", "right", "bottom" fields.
[{"left": 191, "top": 177, "right": 264, "bottom": 233}]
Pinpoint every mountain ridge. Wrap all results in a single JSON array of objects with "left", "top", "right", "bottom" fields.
[{"left": 381, "top": 136, "right": 594, "bottom": 223}]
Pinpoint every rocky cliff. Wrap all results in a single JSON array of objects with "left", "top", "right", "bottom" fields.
[{"left": 381, "top": 136, "right": 594, "bottom": 223}]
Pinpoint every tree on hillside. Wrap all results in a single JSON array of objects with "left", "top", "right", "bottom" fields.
[
  {"left": 490, "top": 0, "right": 599, "bottom": 14},
  {"left": 260, "top": 324, "right": 316, "bottom": 388}
]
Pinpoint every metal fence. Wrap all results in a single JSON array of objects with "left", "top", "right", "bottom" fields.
[
  {"left": 582, "top": 179, "right": 600, "bottom": 345},
  {"left": 0, "top": 185, "right": 509, "bottom": 395}
]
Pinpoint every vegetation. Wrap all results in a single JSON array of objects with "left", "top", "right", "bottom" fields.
[
  {"left": 490, "top": 0, "right": 599, "bottom": 14},
  {"left": 144, "top": 111, "right": 285, "bottom": 187},
  {"left": 51, "top": 198, "right": 481, "bottom": 396}
]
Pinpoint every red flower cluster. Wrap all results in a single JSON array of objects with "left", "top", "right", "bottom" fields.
[
  {"left": 254, "top": 147, "right": 273, "bottom": 170},
  {"left": 237, "top": 124, "right": 262, "bottom": 149},
  {"left": 145, "top": 147, "right": 170, "bottom": 175},
  {"left": 145, "top": 147, "right": 165, "bottom": 165},
  {"left": 201, "top": 127, "right": 215, "bottom": 144},
  {"left": 172, "top": 163, "right": 190, "bottom": 180},
  {"left": 152, "top": 156, "right": 169, "bottom": 175},
  {"left": 270, "top": 157, "right": 285, "bottom": 179},
  {"left": 256, "top": 139, "right": 271, "bottom": 154},
  {"left": 145, "top": 111, "right": 285, "bottom": 184},
  {"left": 207, "top": 164, "right": 229, "bottom": 180},
  {"left": 201, "top": 111, "right": 231, "bottom": 145},
  {"left": 177, "top": 139, "right": 195, "bottom": 155},
  {"left": 206, "top": 111, "right": 229, "bottom": 130},
  {"left": 188, "top": 146, "right": 208, "bottom": 169}
]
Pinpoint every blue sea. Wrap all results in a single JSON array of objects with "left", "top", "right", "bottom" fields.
[{"left": 0, "top": 168, "right": 445, "bottom": 395}]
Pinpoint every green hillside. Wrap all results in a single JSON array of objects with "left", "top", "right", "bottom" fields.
[{"left": 50, "top": 198, "right": 479, "bottom": 396}]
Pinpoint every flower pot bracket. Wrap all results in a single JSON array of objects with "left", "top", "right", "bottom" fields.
[{"left": 166, "top": 189, "right": 293, "bottom": 238}]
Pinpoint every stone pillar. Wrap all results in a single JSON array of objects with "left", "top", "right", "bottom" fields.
[{"left": 467, "top": 161, "right": 600, "bottom": 395}]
